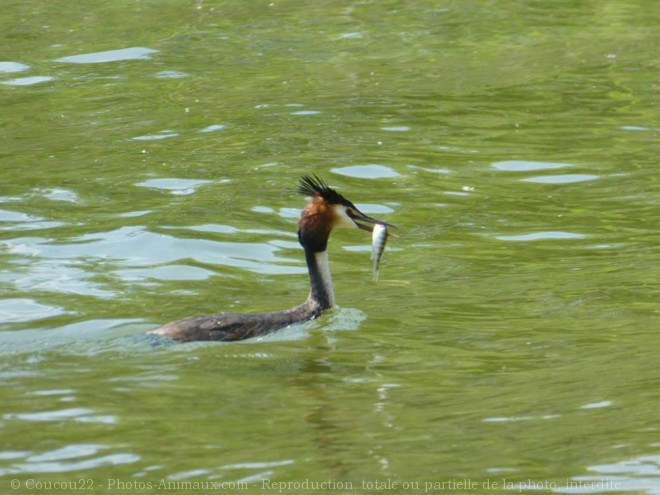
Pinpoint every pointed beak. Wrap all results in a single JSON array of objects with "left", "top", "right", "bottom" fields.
[{"left": 348, "top": 209, "right": 396, "bottom": 232}]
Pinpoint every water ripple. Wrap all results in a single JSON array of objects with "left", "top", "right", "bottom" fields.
[
  {"left": 199, "top": 124, "right": 226, "bottom": 133},
  {"left": 0, "top": 207, "right": 64, "bottom": 230},
  {"left": 332, "top": 164, "right": 400, "bottom": 179},
  {"left": 32, "top": 188, "right": 81, "bottom": 203},
  {"left": 55, "top": 47, "right": 158, "bottom": 64},
  {"left": 291, "top": 110, "right": 321, "bottom": 115},
  {"left": 116, "top": 265, "right": 214, "bottom": 282},
  {"left": 0, "top": 61, "right": 30, "bottom": 73},
  {"left": 135, "top": 178, "right": 211, "bottom": 195},
  {"left": 131, "top": 131, "right": 179, "bottom": 142},
  {"left": 558, "top": 454, "right": 660, "bottom": 494},
  {"left": 521, "top": 174, "right": 600, "bottom": 184},
  {"left": 0, "top": 298, "right": 67, "bottom": 323},
  {"left": 496, "top": 231, "right": 586, "bottom": 242},
  {"left": 3, "top": 226, "right": 302, "bottom": 276},
  {"left": 4, "top": 407, "right": 95, "bottom": 422},
  {"left": 0, "top": 444, "right": 138, "bottom": 475},
  {"left": 381, "top": 125, "right": 411, "bottom": 132},
  {"left": 155, "top": 70, "right": 188, "bottom": 79},
  {"left": 0, "top": 260, "right": 116, "bottom": 297},
  {"left": 492, "top": 160, "right": 571, "bottom": 172},
  {"left": 1, "top": 76, "right": 54, "bottom": 86}
]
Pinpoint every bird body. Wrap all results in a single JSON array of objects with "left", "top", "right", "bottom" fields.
[{"left": 147, "top": 176, "right": 392, "bottom": 343}]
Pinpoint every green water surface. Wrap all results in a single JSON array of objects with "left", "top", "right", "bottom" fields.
[{"left": 1, "top": 1, "right": 660, "bottom": 494}]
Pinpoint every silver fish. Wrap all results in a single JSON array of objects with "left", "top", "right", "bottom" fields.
[{"left": 371, "top": 223, "right": 388, "bottom": 281}]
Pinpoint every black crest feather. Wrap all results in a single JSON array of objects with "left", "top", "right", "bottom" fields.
[{"left": 298, "top": 175, "right": 348, "bottom": 205}]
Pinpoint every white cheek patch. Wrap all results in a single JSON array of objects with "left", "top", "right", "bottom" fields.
[{"left": 333, "top": 204, "right": 358, "bottom": 228}]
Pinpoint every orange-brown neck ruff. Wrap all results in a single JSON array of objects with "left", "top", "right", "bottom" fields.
[{"left": 298, "top": 197, "right": 334, "bottom": 253}]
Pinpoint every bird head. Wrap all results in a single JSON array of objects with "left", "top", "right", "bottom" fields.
[{"left": 297, "top": 175, "right": 393, "bottom": 252}]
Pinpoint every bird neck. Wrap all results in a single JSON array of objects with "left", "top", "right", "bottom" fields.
[{"left": 305, "top": 248, "right": 335, "bottom": 310}]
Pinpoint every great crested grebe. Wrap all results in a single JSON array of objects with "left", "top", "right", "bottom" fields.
[{"left": 148, "top": 175, "right": 393, "bottom": 342}]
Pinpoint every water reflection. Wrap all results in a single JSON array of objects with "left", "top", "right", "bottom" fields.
[
  {"left": 115, "top": 265, "right": 214, "bottom": 282},
  {"left": 0, "top": 444, "right": 138, "bottom": 475},
  {"left": 155, "top": 70, "right": 188, "bottom": 79},
  {"left": 492, "top": 160, "right": 571, "bottom": 172},
  {"left": 0, "top": 209, "right": 64, "bottom": 231},
  {"left": 496, "top": 231, "right": 586, "bottom": 242},
  {"left": 0, "top": 61, "right": 30, "bottom": 73},
  {"left": 0, "top": 260, "right": 116, "bottom": 297},
  {"left": 557, "top": 454, "right": 660, "bottom": 494},
  {"left": 134, "top": 178, "right": 211, "bottom": 194},
  {"left": 2, "top": 226, "right": 303, "bottom": 277},
  {"left": 1, "top": 76, "right": 54, "bottom": 86},
  {"left": 0, "top": 298, "right": 67, "bottom": 323},
  {"left": 199, "top": 124, "right": 226, "bottom": 133},
  {"left": 381, "top": 126, "right": 411, "bottom": 132},
  {"left": 331, "top": 165, "right": 400, "bottom": 179},
  {"left": 131, "top": 131, "right": 180, "bottom": 142},
  {"left": 32, "top": 188, "right": 81, "bottom": 203},
  {"left": 54, "top": 47, "right": 158, "bottom": 64},
  {"left": 521, "top": 174, "right": 600, "bottom": 184},
  {"left": 291, "top": 110, "right": 322, "bottom": 116}
]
